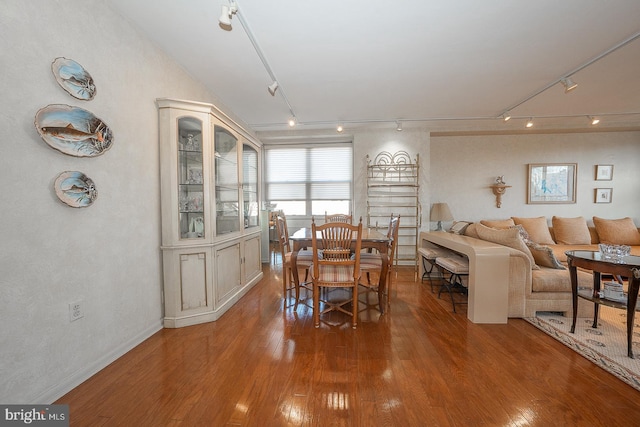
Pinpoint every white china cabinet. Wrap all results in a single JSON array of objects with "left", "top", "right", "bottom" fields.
[{"left": 157, "top": 98, "right": 263, "bottom": 328}]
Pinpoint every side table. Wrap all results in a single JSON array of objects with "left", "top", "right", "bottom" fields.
[{"left": 566, "top": 250, "right": 640, "bottom": 358}]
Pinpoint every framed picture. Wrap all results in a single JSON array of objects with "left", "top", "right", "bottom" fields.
[
  {"left": 595, "top": 188, "right": 612, "bottom": 203},
  {"left": 527, "top": 163, "right": 577, "bottom": 204},
  {"left": 595, "top": 164, "right": 613, "bottom": 180}
]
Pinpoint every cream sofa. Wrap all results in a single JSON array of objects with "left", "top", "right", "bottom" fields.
[{"left": 421, "top": 216, "right": 640, "bottom": 319}]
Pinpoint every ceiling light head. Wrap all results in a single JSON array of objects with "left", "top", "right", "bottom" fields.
[
  {"left": 218, "top": 2, "right": 237, "bottom": 30},
  {"left": 396, "top": 121, "right": 402, "bottom": 131},
  {"left": 268, "top": 81, "right": 279, "bottom": 96},
  {"left": 336, "top": 124, "right": 343, "bottom": 133},
  {"left": 288, "top": 117, "right": 296, "bottom": 127},
  {"left": 525, "top": 118, "right": 534, "bottom": 128},
  {"left": 589, "top": 116, "right": 600, "bottom": 125},
  {"left": 502, "top": 111, "right": 512, "bottom": 122},
  {"left": 561, "top": 77, "right": 578, "bottom": 93}
]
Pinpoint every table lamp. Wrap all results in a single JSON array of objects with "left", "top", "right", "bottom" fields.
[{"left": 430, "top": 202, "right": 453, "bottom": 231}]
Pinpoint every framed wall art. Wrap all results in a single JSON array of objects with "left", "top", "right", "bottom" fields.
[
  {"left": 595, "top": 188, "right": 612, "bottom": 203},
  {"left": 527, "top": 163, "right": 577, "bottom": 204},
  {"left": 595, "top": 164, "right": 613, "bottom": 181}
]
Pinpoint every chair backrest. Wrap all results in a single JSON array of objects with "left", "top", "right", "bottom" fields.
[
  {"left": 311, "top": 219, "right": 363, "bottom": 281},
  {"left": 275, "top": 214, "right": 291, "bottom": 255},
  {"left": 387, "top": 215, "right": 401, "bottom": 267},
  {"left": 325, "top": 212, "right": 353, "bottom": 224}
]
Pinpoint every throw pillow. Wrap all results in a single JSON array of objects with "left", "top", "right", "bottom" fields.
[
  {"left": 480, "top": 219, "right": 515, "bottom": 229},
  {"left": 551, "top": 216, "right": 592, "bottom": 245},
  {"left": 526, "top": 241, "right": 566, "bottom": 269},
  {"left": 593, "top": 216, "right": 640, "bottom": 245},
  {"left": 475, "top": 223, "right": 538, "bottom": 269},
  {"left": 464, "top": 223, "right": 479, "bottom": 238},
  {"left": 448, "top": 221, "right": 472, "bottom": 235},
  {"left": 511, "top": 216, "right": 555, "bottom": 244}
]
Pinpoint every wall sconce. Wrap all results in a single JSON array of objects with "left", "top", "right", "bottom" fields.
[{"left": 489, "top": 176, "right": 511, "bottom": 208}]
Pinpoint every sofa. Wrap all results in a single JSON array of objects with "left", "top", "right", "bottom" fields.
[{"left": 421, "top": 216, "right": 640, "bottom": 319}]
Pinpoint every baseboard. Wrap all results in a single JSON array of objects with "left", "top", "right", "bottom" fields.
[{"left": 32, "top": 320, "right": 163, "bottom": 404}]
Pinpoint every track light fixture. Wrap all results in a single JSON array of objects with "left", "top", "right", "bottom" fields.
[
  {"left": 268, "top": 81, "right": 279, "bottom": 96},
  {"left": 502, "top": 111, "right": 512, "bottom": 122},
  {"left": 589, "top": 116, "right": 600, "bottom": 125},
  {"left": 396, "top": 121, "right": 402, "bottom": 131},
  {"left": 218, "top": 1, "right": 238, "bottom": 29},
  {"left": 288, "top": 117, "right": 296, "bottom": 127},
  {"left": 560, "top": 77, "right": 578, "bottom": 93},
  {"left": 336, "top": 124, "right": 343, "bottom": 133},
  {"left": 525, "top": 118, "right": 534, "bottom": 128}
]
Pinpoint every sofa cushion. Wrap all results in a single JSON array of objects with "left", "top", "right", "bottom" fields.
[
  {"left": 593, "top": 216, "right": 640, "bottom": 245},
  {"left": 511, "top": 216, "right": 555, "bottom": 244},
  {"left": 448, "top": 221, "right": 472, "bottom": 235},
  {"left": 551, "top": 216, "right": 592, "bottom": 244},
  {"left": 476, "top": 223, "right": 538, "bottom": 269},
  {"left": 480, "top": 219, "right": 515, "bottom": 229},
  {"left": 526, "top": 241, "right": 565, "bottom": 269}
]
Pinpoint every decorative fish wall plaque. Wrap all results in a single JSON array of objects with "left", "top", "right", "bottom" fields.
[
  {"left": 51, "top": 57, "right": 96, "bottom": 100},
  {"left": 54, "top": 171, "right": 97, "bottom": 208},
  {"left": 35, "top": 104, "right": 113, "bottom": 157}
]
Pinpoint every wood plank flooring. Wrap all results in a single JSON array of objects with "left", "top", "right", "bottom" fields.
[{"left": 56, "top": 259, "right": 640, "bottom": 426}]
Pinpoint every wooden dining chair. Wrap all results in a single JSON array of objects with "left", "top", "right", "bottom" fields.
[
  {"left": 324, "top": 212, "right": 353, "bottom": 224},
  {"left": 275, "top": 214, "right": 312, "bottom": 308},
  {"left": 359, "top": 214, "right": 400, "bottom": 310},
  {"left": 311, "top": 218, "right": 363, "bottom": 328}
]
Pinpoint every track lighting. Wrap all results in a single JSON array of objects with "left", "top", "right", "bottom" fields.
[
  {"left": 525, "top": 118, "right": 534, "bottom": 128},
  {"left": 268, "top": 81, "right": 278, "bottom": 96},
  {"left": 561, "top": 77, "right": 578, "bottom": 93},
  {"left": 396, "top": 121, "right": 402, "bottom": 131},
  {"left": 288, "top": 117, "right": 296, "bottom": 127},
  {"left": 589, "top": 116, "right": 600, "bottom": 125},
  {"left": 218, "top": 1, "right": 237, "bottom": 29},
  {"left": 336, "top": 124, "right": 343, "bottom": 133},
  {"left": 502, "top": 111, "right": 511, "bottom": 122}
]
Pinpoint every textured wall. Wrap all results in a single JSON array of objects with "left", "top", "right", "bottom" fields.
[
  {"left": 430, "top": 132, "right": 640, "bottom": 228},
  {"left": 0, "top": 0, "right": 232, "bottom": 403}
]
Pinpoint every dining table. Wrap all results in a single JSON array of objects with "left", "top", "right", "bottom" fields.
[{"left": 289, "top": 226, "right": 392, "bottom": 313}]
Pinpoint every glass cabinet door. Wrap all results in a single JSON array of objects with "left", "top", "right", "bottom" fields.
[
  {"left": 177, "top": 117, "right": 204, "bottom": 239},
  {"left": 243, "top": 144, "right": 259, "bottom": 228},
  {"left": 214, "top": 125, "right": 239, "bottom": 235}
]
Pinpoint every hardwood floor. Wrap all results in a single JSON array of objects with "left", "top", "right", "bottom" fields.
[{"left": 57, "top": 259, "right": 640, "bottom": 426}]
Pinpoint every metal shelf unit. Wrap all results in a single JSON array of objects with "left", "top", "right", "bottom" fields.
[{"left": 366, "top": 151, "right": 421, "bottom": 273}]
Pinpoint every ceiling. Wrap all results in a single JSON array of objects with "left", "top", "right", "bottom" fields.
[{"left": 108, "top": 0, "right": 640, "bottom": 133}]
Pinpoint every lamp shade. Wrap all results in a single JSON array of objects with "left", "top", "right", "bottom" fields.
[{"left": 430, "top": 202, "right": 453, "bottom": 222}]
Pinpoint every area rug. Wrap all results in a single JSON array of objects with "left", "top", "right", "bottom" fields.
[{"left": 525, "top": 305, "right": 640, "bottom": 391}]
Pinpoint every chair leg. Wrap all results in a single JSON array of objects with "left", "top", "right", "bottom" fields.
[
  {"left": 352, "top": 285, "right": 358, "bottom": 329},
  {"left": 313, "top": 284, "right": 320, "bottom": 328}
]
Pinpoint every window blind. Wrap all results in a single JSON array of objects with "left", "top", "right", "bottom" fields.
[{"left": 265, "top": 143, "right": 353, "bottom": 216}]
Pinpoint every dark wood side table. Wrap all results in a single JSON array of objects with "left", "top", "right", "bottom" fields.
[{"left": 566, "top": 250, "right": 640, "bottom": 358}]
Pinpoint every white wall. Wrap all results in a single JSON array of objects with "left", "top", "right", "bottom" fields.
[
  {"left": 429, "top": 132, "right": 640, "bottom": 228},
  {"left": 0, "top": 0, "right": 241, "bottom": 403}
]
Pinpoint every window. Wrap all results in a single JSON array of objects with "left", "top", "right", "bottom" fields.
[{"left": 265, "top": 143, "right": 353, "bottom": 217}]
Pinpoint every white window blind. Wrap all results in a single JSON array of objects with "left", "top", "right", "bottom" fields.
[{"left": 265, "top": 143, "right": 353, "bottom": 216}]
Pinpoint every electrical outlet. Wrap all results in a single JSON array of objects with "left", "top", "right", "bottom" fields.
[{"left": 69, "top": 300, "right": 84, "bottom": 322}]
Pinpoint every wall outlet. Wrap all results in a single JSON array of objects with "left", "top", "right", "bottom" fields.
[{"left": 69, "top": 301, "right": 84, "bottom": 322}]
